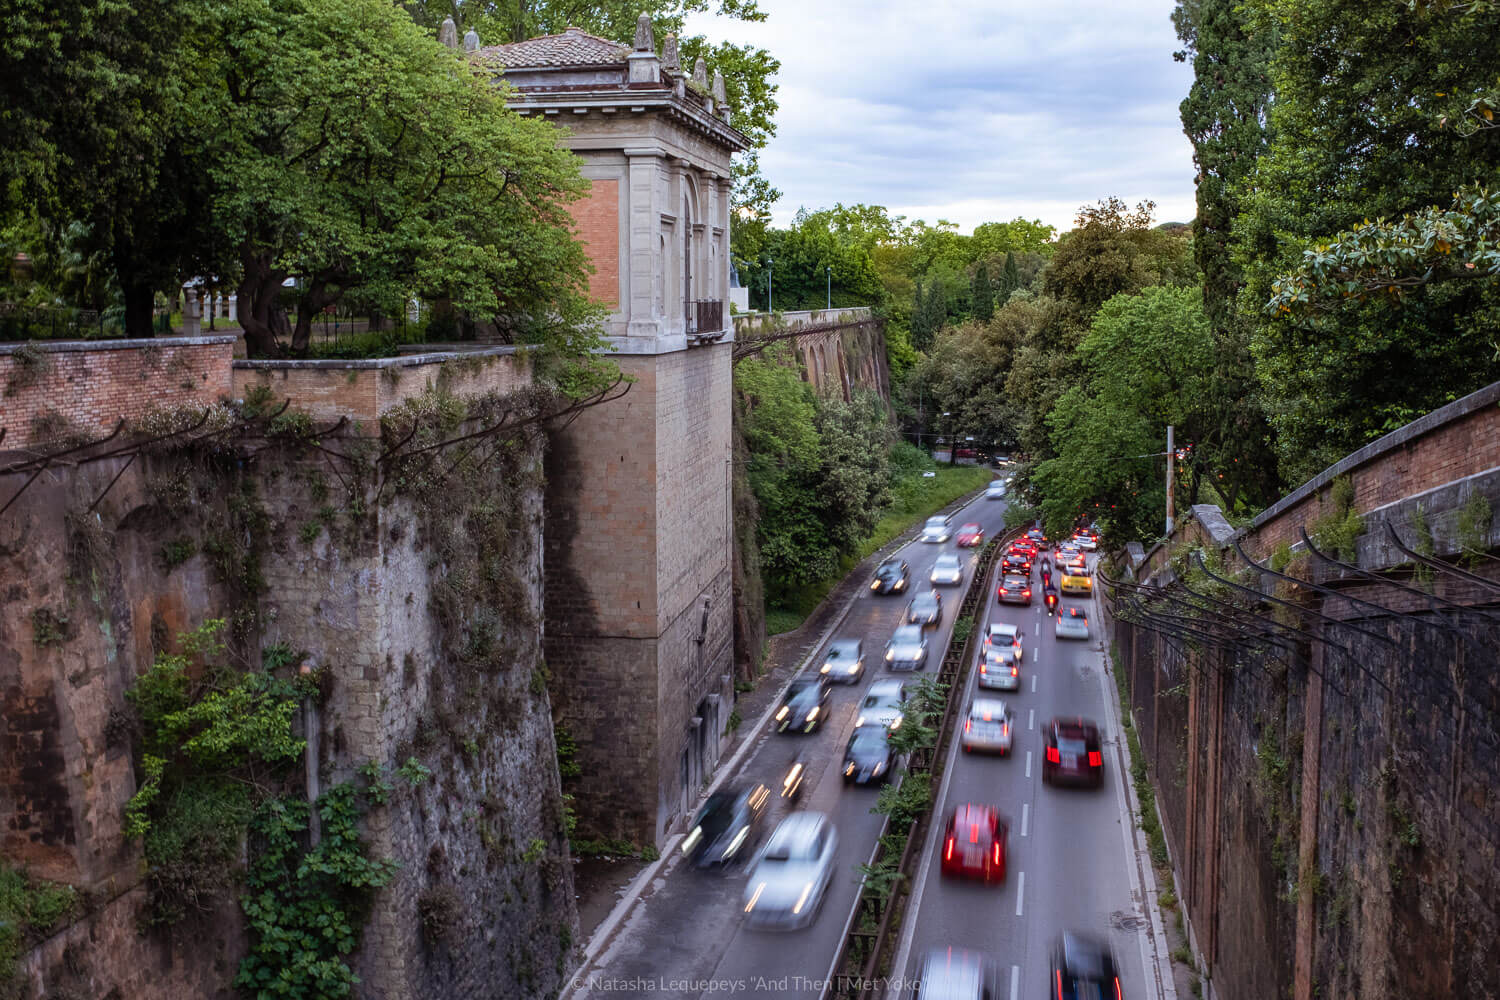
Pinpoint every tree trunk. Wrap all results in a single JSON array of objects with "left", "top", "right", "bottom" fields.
[
  {"left": 122, "top": 282, "right": 156, "bottom": 339},
  {"left": 290, "top": 277, "right": 334, "bottom": 355},
  {"left": 237, "top": 255, "right": 286, "bottom": 359}
]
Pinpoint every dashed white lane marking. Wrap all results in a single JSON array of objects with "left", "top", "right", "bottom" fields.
[
  {"left": 1021, "top": 802, "right": 1030, "bottom": 837},
  {"left": 1016, "top": 871, "right": 1025, "bottom": 916},
  {"left": 1031, "top": 674, "right": 1037, "bottom": 692},
  {"left": 1025, "top": 750, "right": 1032, "bottom": 779},
  {"left": 1010, "top": 965, "right": 1019, "bottom": 1000}
]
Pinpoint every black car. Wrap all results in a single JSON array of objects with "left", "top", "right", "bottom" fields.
[
  {"left": 1042, "top": 717, "right": 1104, "bottom": 789},
  {"left": 1002, "top": 552, "right": 1031, "bottom": 576},
  {"left": 905, "top": 589, "right": 943, "bottom": 628},
  {"left": 842, "top": 725, "right": 896, "bottom": 785},
  {"left": 819, "top": 638, "right": 866, "bottom": 684},
  {"left": 681, "top": 783, "right": 771, "bottom": 868},
  {"left": 869, "top": 557, "right": 910, "bottom": 595},
  {"left": 774, "top": 675, "right": 831, "bottom": 733},
  {"left": 1048, "top": 931, "right": 1122, "bottom": 999}
]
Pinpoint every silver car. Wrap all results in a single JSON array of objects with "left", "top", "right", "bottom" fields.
[
  {"left": 984, "top": 480, "right": 1005, "bottom": 499},
  {"left": 982, "top": 622, "right": 1023, "bottom": 661},
  {"left": 1055, "top": 607, "right": 1090, "bottom": 640},
  {"left": 916, "top": 947, "right": 1001, "bottom": 1000},
  {"left": 961, "top": 698, "right": 1013, "bottom": 755},
  {"left": 929, "top": 553, "right": 965, "bottom": 586},
  {"left": 742, "top": 812, "right": 839, "bottom": 929},
  {"left": 976, "top": 647, "right": 1020, "bottom": 692},
  {"left": 856, "top": 678, "right": 908, "bottom": 729},
  {"left": 884, "top": 624, "right": 929, "bottom": 672},
  {"left": 920, "top": 515, "right": 951, "bottom": 543},
  {"left": 906, "top": 589, "right": 943, "bottom": 628},
  {"left": 819, "top": 638, "right": 866, "bottom": 684}
]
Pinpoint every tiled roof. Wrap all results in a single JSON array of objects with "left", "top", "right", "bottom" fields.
[{"left": 477, "top": 27, "right": 629, "bottom": 69}]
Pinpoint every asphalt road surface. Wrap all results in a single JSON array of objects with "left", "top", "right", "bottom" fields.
[
  {"left": 566, "top": 488, "right": 1015, "bottom": 1000},
  {"left": 886, "top": 545, "right": 1158, "bottom": 1000}
]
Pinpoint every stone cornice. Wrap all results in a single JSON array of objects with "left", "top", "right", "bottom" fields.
[{"left": 507, "top": 90, "right": 750, "bottom": 153}]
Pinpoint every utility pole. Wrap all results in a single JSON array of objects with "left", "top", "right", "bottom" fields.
[
  {"left": 767, "top": 259, "right": 774, "bottom": 314},
  {"left": 826, "top": 266, "right": 831, "bottom": 310},
  {"left": 1165, "top": 424, "right": 1175, "bottom": 537}
]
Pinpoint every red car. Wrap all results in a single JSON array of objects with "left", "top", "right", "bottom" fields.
[
  {"left": 941, "top": 803, "right": 1008, "bottom": 883},
  {"left": 955, "top": 523, "right": 985, "bottom": 547},
  {"left": 997, "top": 574, "right": 1032, "bottom": 605},
  {"left": 1042, "top": 717, "right": 1105, "bottom": 789}
]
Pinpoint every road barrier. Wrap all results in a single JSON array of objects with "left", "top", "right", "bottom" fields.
[{"left": 824, "top": 525, "right": 1021, "bottom": 998}]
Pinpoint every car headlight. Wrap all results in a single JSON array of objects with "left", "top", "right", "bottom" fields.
[
  {"left": 889, "top": 717, "right": 902, "bottom": 730},
  {"left": 806, "top": 706, "right": 819, "bottom": 721},
  {"left": 723, "top": 825, "right": 749, "bottom": 860},
  {"left": 682, "top": 826, "right": 702, "bottom": 855},
  {"left": 820, "top": 663, "right": 831, "bottom": 673},
  {"left": 844, "top": 762, "right": 856, "bottom": 775},
  {"left": 885, "top": 650, "right": 895, "bottom": 661},
  {"left": 848, "top": 663, "right": 860, "bottom": 674},
  {"left": 872, "top": 762, "right": 886, "bottom": 776},
  {"left": 871, "top": 580, "right": 881, "bottom": 590},
  {"left": 775, "top": 706, "right": 789, "bottom": 720},
  {"left": 855, "top": 714, "right": 868, "bottom": 727},
  {"left": 745, "top": 882, "right": 765, "bottom": 913},
  {"left": 894, "top": 580, "right": 906, "bottom": 590},
  {"left": 792, "top": 882, "right": 815, "bottom": 915}
]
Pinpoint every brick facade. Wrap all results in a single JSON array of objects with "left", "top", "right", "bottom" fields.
[
  {"left": 0, "top": 337, "right": 235, "bottom": 452},
  {"left": 569, "top": 178, "right": 621, "bottom": 308}
]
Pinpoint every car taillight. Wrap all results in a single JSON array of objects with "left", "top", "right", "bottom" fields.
[
  {"left": 1115, "top": 977, "right": 1123, "bottom": 1000},
  {"left": 945, "top": 837, "right": 954, "bottom": 861},
  {"left": 1011, "top": 667, "right": 1018, "bottom": 677},
  {"left": 1023, "top": 589, "right": 1031, "bottom": 597},
  {"left": 1056, "top": 971, "right": 1063, "bottom": 1000},
  {"left": 965, "top": 719, "right": 972, "bottom": 732},
  {"left": 992, "top": 842, "right": 1001, "bottom": 866},
  {"left": 1046, "top": 746, "right": 1060, "bottom": 764},
  {"left": 969, "top": 823, "right": 979, "bottom": 844},
  {"left": 1089, "top": 751, "right": 1102, "bottom": 768}
]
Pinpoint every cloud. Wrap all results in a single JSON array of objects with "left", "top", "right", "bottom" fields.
[{"left": 686, "top": 0, "right": 1197, "bottom": 232}]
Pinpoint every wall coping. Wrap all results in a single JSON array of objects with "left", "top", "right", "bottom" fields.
[
  {"left": 0, "top": 335, "right": 237, "bottom": 355},
  {"left": 1252, "top": 377, "right": 1500, "bottom": 528},
  {"left": 232, "top": 344, "right": 520, "bottom": 372}
]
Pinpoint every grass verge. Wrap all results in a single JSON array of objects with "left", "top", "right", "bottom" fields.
[{"left": 766, "top": 464, "right": 996, "bottom": 635}]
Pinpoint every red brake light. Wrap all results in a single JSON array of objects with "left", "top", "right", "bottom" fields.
[
  {"left": 1046, "top": 746, "right": 1060, "bottom": 764},
  {"left": 992, "top": 841, "right": 1001, "bottom": 865},
  {"left": 965, "top": 719, "right": 972, "bottom": 731},
  {"left": 969, "top": 823, "right": 979, "bottom": 844},
  {"left": 1115, "top": 977, "right": 1123, "bottom": 1000},
  {"left": 1056, "top": 970, "right": 1063, "bottom": 1000},
  {"left": 1089, "top": 751, "right": 1103, "bottom": 767},
  {"left": 1023, "top": 589, "right": 1031, "bottom": 597},
  {"left": 1011, "top": 667, "right": 1018, "bottom": 676},
  {"left": 945, "top": 837, "right": 954, "bottom": 861}
]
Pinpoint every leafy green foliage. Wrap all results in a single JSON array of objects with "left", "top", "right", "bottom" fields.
[
  {"left": 236, "top": 782, "right": 398, "bottom": 999},
  {"left": 0, "top": 867, "right": 77, "bottom": 984}
]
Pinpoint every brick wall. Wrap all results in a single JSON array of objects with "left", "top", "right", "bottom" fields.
[
  {"left": 569, "top": 178, "right": 621, "bottom": 308},
  {"left": 231, "top": 348, "right": 531, "bottom": 430},
  {"left": 0, "top": 337, "right": 235, "bottom": 452}
]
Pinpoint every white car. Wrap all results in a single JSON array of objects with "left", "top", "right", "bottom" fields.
[
  {"left": 856, "top": 679, "right": 908, "bottom": 729},
  {"left": 930, "top": 553, "right": 965, "bottom": 586},
  {"left": 977, "top": 647, "right": 1020, "bottom": 692},
  {"left": 982, "top": 622, "right": 1023, "bottom": 661},
  {"left": 1055, "top": 607, "right": 1090, "bottom": 640},
  {"left": 920, "top": 515, "right": 951, "bottom": 543},
  {"left": 743, "top": 812, "right": 839, "bottom": 929},
  {"left": 961, "top": 698, "right": 1013, "bottom": 755},
  {"left": 884, "top": 625, "right": 929, "bottom": 672},
  {"left": 984, "top": 480, "right": 1005, "bottom": 500}
]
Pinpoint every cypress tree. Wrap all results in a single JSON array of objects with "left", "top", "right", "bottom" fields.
[
  {"left": 1000, "top": 251, "right": 1020, "bottom": 302},
  {"left": 971, "top": 264, "right": 994, "bottom": 322}
]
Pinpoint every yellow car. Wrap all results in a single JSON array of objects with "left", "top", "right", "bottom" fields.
[{"left": 1060, "top": 570, "right": 1092, "bottom": 596}]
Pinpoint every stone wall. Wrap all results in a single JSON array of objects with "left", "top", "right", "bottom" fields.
[
  {"left": 0, "top": 337, "right": 235, "bottom": 452},
  {"left": 3, "top": 369, "right": 578, "bottom": 1000},
  {"left": 731, "top": 308, "right": 890, "bottom": 402},
  {"left": 1108, "top": 379, "right": 1500, "bottom": 1000}
]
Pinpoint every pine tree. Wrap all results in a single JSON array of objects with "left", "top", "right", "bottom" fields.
[{"left": 971, "top": 264, "right": 994, "bottom": 322}]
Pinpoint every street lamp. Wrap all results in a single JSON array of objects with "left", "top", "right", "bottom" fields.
[
  {"left": 766, "top": 258, "right": 774, "bottom": 314},
  {"left": 826, "top": 266, "right": 831, "bottom": 310}
]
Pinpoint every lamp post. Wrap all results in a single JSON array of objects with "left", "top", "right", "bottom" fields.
[
  {"left": 767, "top": 259, "right": 774, "bottom": 314},
  {"left": 826, "top": 266, "right": 831, "bottom": 310}
]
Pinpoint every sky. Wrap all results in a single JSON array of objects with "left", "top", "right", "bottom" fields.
[{"left": 685, "top": 0, "right": 1198, "bottom": 235}]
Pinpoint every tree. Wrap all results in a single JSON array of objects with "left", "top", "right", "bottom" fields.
[
  {"left": 199, "top": 0, "right": 595, "bottom": 357},
  {"left": 1043, "top": 199, "right": 1195, "bottom": 313},
  {"left": 970, "top": 264, "right": 994, "bottom": 322},
  {"left": 970, "top": 218, "right": 1057, "bottom": 259},
  {"left": 998, "top": 251, "right": 1020, "bottom": 303}
]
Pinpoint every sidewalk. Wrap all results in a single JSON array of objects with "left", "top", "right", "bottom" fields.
[{"left": 569, "top": 488, "right": 988, "bottom": 946}]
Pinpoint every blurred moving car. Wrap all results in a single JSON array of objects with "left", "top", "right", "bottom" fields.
[
  {"left": 976, "top": 647, "right": 1021, "bottom": 692},
  {"left": 780, "top": 751, "right": 809, "bottom": 803},
  {"left": 915, "top": 947, "right": 1001, "bottom": 1000},
  {"left": 842, "top": 724, "right": 897, "bottom": 785},
  {"left": 930, "top": 553, "right": 965, "bottom": 586},
  {"left": 1060, "top": 569, "right": 1093, "bottom": 597},
  {"left": 1026, "top": 528, "right": 1048, "bottom": 550},
  {"left": 681, "top": 783, "right": 771, "bottom": 868},
  {"left": 1042, "top": 717, "right": 1104, "bottom": 788},
  {"left": 856, "top": 678, "right": 908, "bottom": 728},
  {"left": 1055, "top": 606, "right": 1089, "bottom": 639},
  {"left": 906, "top": 589, "right": 943, "bottom": 628},
  {"left": 955, "top": 522, "right": 985, "bottom": 547},
  {"left": 940, "top": 803, "right": 1008, "bottom": 883},
  {"left": 870, "top": 557, "right": 910, "bottom": 595},
  {"left": 1002, "top": 551, "right": 1032, "bottom": 576},
  {"left": 982, "top": 622, "right": 1023, "bottom": 660},
  {"left": 920, "top": 515, "right": 953, "bottom": 543},
  {"left": 1048, "top": 931, "right": 1123, "bottom": 999},
  {"left": 984, "top": 480, "right": 1006, "bottom": 499},
  {"left": 1074, "top": 529, "right": 1100, "bottom": 551},
  {"left": 884, "top": 624, "right": 930, "bottom": 672},
  {"left": 1062, "top": 550, "right": 1088, "bottom": 574},
  {"left": 961, "top": 698, "right": 1013, "bottom": 755},
  {"left": 742, "top": 812, "right": 839, "bottom": 929},
  {"left": 774, "top": 675, "right": 830, "bottom": 733},
  {"left": 819, "top": 638, "right": 866, "bottom": 683},
  {"left": 997, "top": 574, "right": 1033, "bottom": 606}
]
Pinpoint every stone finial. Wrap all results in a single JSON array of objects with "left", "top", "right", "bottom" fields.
[
  {"left": 692, "top": 57, "right": 708, "bottom": 88},
  {"left": 662, "top": 34, "right": 681, "bottom": 72},
  {"left": 463, "top": 28, "right": 480, "bottom": 52},
  {"left": 634, "top": 13, "right": 654, "bottom": 52},
  {"left": 712, "top": 70, "right": 727, "bottom": 104},
  {"left": 438, "top": 16, "right": 459, "bottom": 49}
]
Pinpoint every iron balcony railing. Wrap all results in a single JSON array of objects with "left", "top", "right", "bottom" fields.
[{"left": 685, "top": 299, "right": 724, "bottom": 335}]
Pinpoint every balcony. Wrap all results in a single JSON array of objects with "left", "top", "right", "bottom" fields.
[{"left": 685, "top": 299, "right": 725, "bottom": 342}]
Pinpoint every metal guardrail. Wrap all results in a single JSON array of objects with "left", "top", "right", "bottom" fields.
[{"left": 825, "top": 524, "right": 1021, "bottom": 998}]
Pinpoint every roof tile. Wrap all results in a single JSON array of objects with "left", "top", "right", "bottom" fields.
[{"left": 477, "top": 27, "right": 629, "bottom": 69}]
